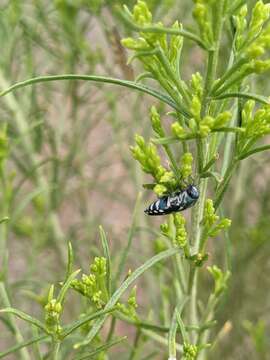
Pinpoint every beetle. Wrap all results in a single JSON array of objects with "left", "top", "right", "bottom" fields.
[{"left": 144, "top": 184, "right": 199, "bottom": 216}]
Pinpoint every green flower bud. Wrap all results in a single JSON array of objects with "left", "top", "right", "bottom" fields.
[
  {"left": 160, "top": 222, "right": 169, "bottom": 236},
  {"left": 173, "top": 213, "right": 187, "bottom": 248},
  {"left": 133, "top": 0, "right": 152, "bottom": 26},
  {"left": 150, "top": 106, "right": 163, "bottom": 136},
  {"left": 207, "top": 265, "right": 231, "bottom": 297},
  {"left": 190, "top": 72, "right": 203, "bottom": 98},
  {"left": 154, "top": 184, "right": 167, "bottom": 196},
  {"left": 199, "top": 124, "right": 211, "bottom": 137},
  {"left": 209, "top": 218, "right": 231, "bottom": 237},
  {"left": 171, "top": 122, "right": 186, "bottom": 138},
  {"left": 249, "top": 1, "right": 270, "bottom": 39},
  {"left": 169, "top": 21, "right": 183, "bottom": 71},
  {"left": 121, "top": 37, "right": 149, "bottom": 50},
  {"left": 193, "top": 1, "right": 213, "bottom": 46},
  {"left": 180, "top": 152, "right": 193, "bottom": 179},
  {"left": 131, "top": 135, "right": 166, "bottom": 181},
  {"left": 203, "top": 199, "right": 219, "bottom": 227},
  {"left": 159, "top": 171, "right": 174, "bottom": 184},
  {"left": 242, "top": 100, "right": 255, "bottom": 126},
  {"left": 183, "top": 342, "right": 198, "bottom": 360},
  {"left": 191, "top": 95, "right": 201, "bottom": 121},
  {"left": 188, "top": 118, "right": 198, "bottom": 132},
  {"left": 213, "top": 111, "right": 232, "bottom": 129},
  {"left": 246, "top": 44, "right": 265, "bottom": 59}
]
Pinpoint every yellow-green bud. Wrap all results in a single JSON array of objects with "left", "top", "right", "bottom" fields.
[
  {"left": 213, "top": 111, "right": 232, "bottom": 128},
  {"left": 121, "top": 37, "right": 149, "bottom": 50},
  {"left": 150, "top": 106, "right": 163, "bottom": 136},
  {"left": 154, "top": 184, "right": 167, "bottom": 196},
  {"left": 188, "top": 118, "right": 198, "bottom": 132},
  {"left": 133, "top": 0, "right": 152, "bottom": 26},
  {"left": 180, "top": 152, "right": 193, "bottom": 179},
  {"left": 171, "top": 122, "right": 185, "bottom": 138}
]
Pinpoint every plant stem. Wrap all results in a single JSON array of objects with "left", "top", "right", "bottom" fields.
[
  {"left": 51, "top": 340, "right": 60, "bottom": 360},
  {"left": 0, "top": 283, "right": 31, "bottom": 360}
]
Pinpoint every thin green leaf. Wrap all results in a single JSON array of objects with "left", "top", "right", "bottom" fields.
[
  {"left": 74, "top": 337, "right": 127, "bottom": 360},
  {"left": 0, "top": 335, "right": 49, "bottom": 359},
  {"left": 114, "top": 192, "right": 142, "bottom": 286},
  {"left": 99, "top": 225, "right": 112, "bottom": 298},
  {"left": 212, "top": 127, "right": 244, "bottom": 134},
  {"left": 168, "top": 307, "right": 178, "bottom": 358},
  {"left": 61, "top": 307, "right": 117, "bottom": 338},
  {"left": 212, "top": 92, "right": 270, "bottom": 105},
  {"left": 74, "top": 247, "right": 180, "bottom": 349},
  {"left": 238, "top": 145, "right": 270, "bottom": 160},
  {"left": 0, "top": 75, "right": 189, "bottom": 116},
  {"left": 57, "top": 269, "right": 81, "bottom": 304},
  {"left": 65, "top": 242, "right": 74, "bottom": 280},
  {"left": 176, "top": 311, "right": 188, "bottom": 343},
  {"left": 0, "top": 308, "right": 48, "bottom": 333},
  {"left": 169, "top": 297, "right": 188, "bottom": 357},
  {"left": 153, "top": 134, "right": 198, "bottom": 145},
  {"left": 201, "top": 154, "right": 219, "bottom": 173}
]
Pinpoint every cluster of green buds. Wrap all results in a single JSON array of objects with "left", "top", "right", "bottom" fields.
[
  {"left": 235, "top": 1, "right": 270, "bottom": 59},
  {"left": 173, "top": 213, "right": 187, "bottom": 248},
  {"left": 71, "top": 257, "right": 108, "bottom": 309},
  {"left": 202, "top": 199, "right": 231, "bottom": 238},
  {"left": 132, "top": 125, "right": 193, "bottom": 196},
  {"left": 131, "top": 134, "right": 166, "bottom": 182},
  {"left": 207, "top": 265, "right": 231, "bottom": 297},
  {"left": 172, "top": 72, "right": 232, "bottom": 138},
  {"left": 44, "top": 286, "right": 62, "bottom": 335},
  {"left": 121, "top": 1, "right": 187, "bottom": 96},
  {"left": 211, "top": 1, "right": 270, "bottom": 96},
  {"left": 132, "top": 131, "right": 195, "bottom": 196},
  {"left": 116, "top": 286, "right": 138, "bottom": 320},
  {"left": 238, "top": 100, "right": 270, "bottom": 155},
  {"left": 192, "top": 0, "right": 214, "bottom": 48},
  {"left": 183, "top": 342, "right": 198, "bottom": 360}
]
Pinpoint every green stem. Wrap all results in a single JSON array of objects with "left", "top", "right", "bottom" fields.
[
  {"left": 0, "top": 283, "right": 31, "bottom": 360},
  {"left": 189, "top": 0, "right": 226, "bottom": 345},
  {"left": 51, "top": 340, "right": 60, "bottom": 360}
]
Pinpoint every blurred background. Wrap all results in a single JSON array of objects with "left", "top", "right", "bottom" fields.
[{"left": 0, "top": 1, "right": 269, "bottom": 359}]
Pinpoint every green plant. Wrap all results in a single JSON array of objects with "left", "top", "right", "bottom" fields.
[{"left": 1, "top": 0, "right": 270, "bottom": 359}]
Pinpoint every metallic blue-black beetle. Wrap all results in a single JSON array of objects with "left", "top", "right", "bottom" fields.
[{"left": 144, "top": 185, "right": 199, "bottom": 216}]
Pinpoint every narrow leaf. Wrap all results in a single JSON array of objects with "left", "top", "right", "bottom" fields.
[
  {"left": 114, "top": 192, "right": 142, "bottom": 286},
  {"left": 0, "top": 308, "right": 48, "bottom": 333},
  {"left": 212, "top": 92, "right": 270, "bottom": 105},
  {"left": 99, "top": 226, "right": 112, "bottom": 297},
  {"left": 74, "top": 337, "right": 127, "bottom": 360},
  {"left": 0, "top": 75, "right": 189, "bottom": 116},
  {"left": 0, "top": 335, "right": 48, "bottom": 359},
  {"left": 65, "top": 242, "right": 74, "bottom": 280},
  {"left": 238, "top": 145, "right": 270, "bottom": 160},
  {"left": 57, "top": 269, "right": 81, "bottom": 304},
  {"left": 61, "top": 307, "right": 117, "bottom": 338}
]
